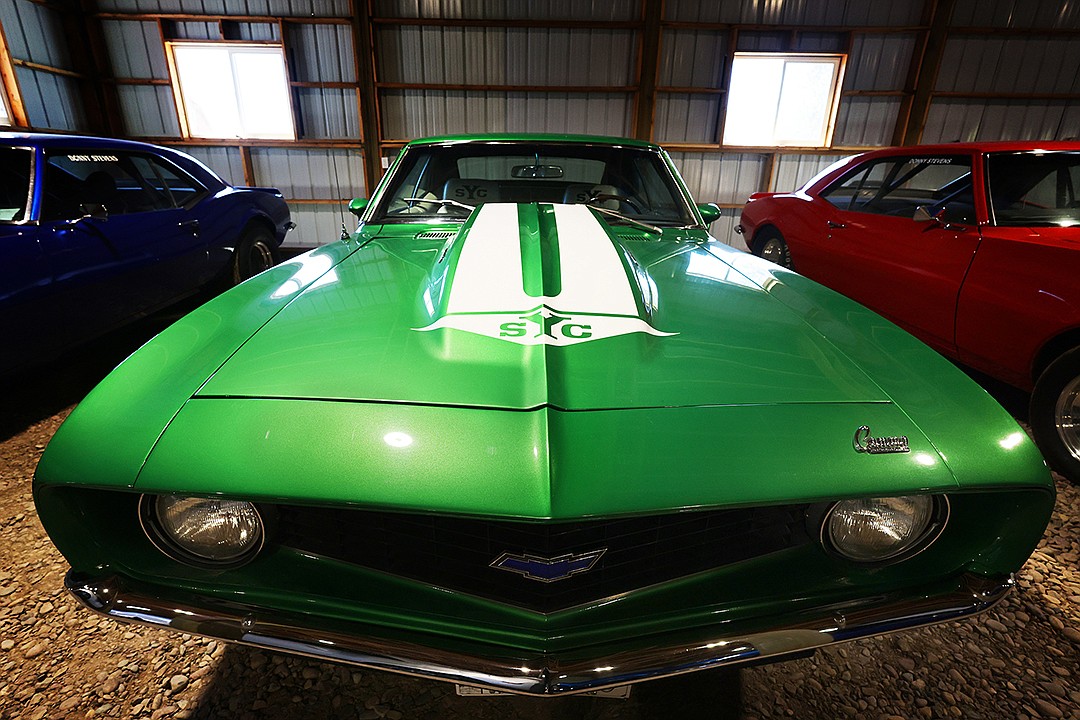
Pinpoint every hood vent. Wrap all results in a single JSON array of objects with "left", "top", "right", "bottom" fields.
[{"left": 414, "top": 230, "right": 458, "bottom": 240}]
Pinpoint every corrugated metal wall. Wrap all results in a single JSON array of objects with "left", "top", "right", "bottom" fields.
[
  {"left": 0, "top": 0, "right": 87, "bottom": 131},
  {"left": 90, "top": 9, "right": 365, "bottom": 246},
  {"left": 4, "top": 0, "right": 1080, "bottom": 251}
]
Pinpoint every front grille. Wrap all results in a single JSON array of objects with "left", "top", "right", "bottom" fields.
[{"left": 274, "top": 505, "right": 811, "bottom": 613}]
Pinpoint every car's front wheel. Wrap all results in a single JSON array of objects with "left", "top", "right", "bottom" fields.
[
  {"left": 232, "top": 226, "right": 278, "bottom": 285},
  {"left": 1031, "top": 346, "right": 1080, "bottom": 484},
  {"left": 753, "top": 229, "right": 794, "bottom": 270}
]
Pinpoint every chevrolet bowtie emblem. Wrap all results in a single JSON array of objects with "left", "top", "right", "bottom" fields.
[{"left": 490, "top": 549, "right": 606, "bottom": 582}]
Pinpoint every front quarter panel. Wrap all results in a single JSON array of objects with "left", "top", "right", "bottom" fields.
[
  {"left": 719, "top": 248, "right": 1052, "bottom": 492},
  {"left": 34, "top": 240, "right": 361, "bottom": 492}
]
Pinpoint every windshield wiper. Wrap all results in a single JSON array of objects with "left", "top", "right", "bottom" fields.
[
  {"left": 402, "top": 197, "right": 476, "bottom": 213},
  {"left": 589, "top": 206, "right": 662, "bottom": 235}
]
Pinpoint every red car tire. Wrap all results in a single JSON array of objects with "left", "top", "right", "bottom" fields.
[{"left": 1030, "top": 346, "right": 1080, "bottom": 484}]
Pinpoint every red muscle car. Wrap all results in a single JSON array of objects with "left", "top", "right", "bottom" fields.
[{"left": 738, "top": 142, "right": 1080, "bottom": 484}]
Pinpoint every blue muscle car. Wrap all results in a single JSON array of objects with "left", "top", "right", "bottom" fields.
[{"left": 0, "top": 132, "right": 292, "bottom": 372}]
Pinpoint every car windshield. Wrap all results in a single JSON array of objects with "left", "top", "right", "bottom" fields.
[
  {"left": 371, "top": 142, "right": 696, "bottom": 226},
  {"left": 988, "top": 151, "right": 1080, "bottom": 226},
  {"left": 0, "top": 147, "right": 33, "bottom": 222}
]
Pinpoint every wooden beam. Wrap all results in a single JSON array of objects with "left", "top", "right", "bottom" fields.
[
  {"left": 369, "top": 17, "right": 641, "bottom": 30},
  {"left": 633, "top": 0, "right": 663, "bottom": 142},
  {"left": 350, "top": 0, "right": 383, "bottom": 196},
  {"left": 714, "top": 27, "right": 739, "bottom": 145},
  {"left": 896, "top": 0, "right": 957, "bottom": 146},
  {"left": 376, "top": 81, "right": 636, "bottom": 93},
  {"left": 0, "top": 13, "right": 28, "bottom": 127},
  {"left": 12, "top": 58, "right": 87, "bottom": 79},
  {"left": 70, "top": 0, "right": 125, "bottom": 135},
  {"left": 239, "top": 144, "right": 256, "bottom": 187},
  {"left": 96, "top": 12, "right": 351, "bottom": 25}
]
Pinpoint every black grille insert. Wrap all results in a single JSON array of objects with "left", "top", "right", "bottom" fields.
[{"left": 274, "top": 504, "right": 811, "bottom": 613}]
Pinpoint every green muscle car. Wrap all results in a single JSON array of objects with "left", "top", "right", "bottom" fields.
[{"left": 34, "top": 135, "right": 1055, "bottom": 696}]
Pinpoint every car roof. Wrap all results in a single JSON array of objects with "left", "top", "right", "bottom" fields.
[
  {"left": 861, "top": 141, "right": 1080, "bottom": 156},
  {"left": 0, "top": 131, "right": 170, "bottom": 152},
  {"left": 403, "top": 133, "right": 660, "bottom": 150}
]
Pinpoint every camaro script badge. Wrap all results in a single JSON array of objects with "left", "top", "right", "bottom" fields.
[
  {"left": 491, "top": 549, "right": 606, "bottom": 582},
  {"left": 852, "top": 426, "right": 910, "bottom": 454}
]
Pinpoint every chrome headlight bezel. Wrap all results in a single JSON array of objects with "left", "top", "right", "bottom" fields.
[
  {"left": 139, "top": 494, "right": 266, "bottom": 569},
  {"left": 821, "top": 495, "right": 950, "bottom": 565}
]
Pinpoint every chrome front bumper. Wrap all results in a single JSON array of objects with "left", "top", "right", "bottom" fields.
[{"left": 66, "top": 571, "right": 1011, "bottom": 696}]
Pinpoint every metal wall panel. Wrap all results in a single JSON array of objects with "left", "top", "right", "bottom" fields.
[
  {"left": 653, "top": 94, "right": 720, "bottom": 144},
  {"left": 833, "top": 97, "right": 899, "bottom": 147},
  {"left": 0, "top": 1, "right": 87, "bottom": 131},
  {"left": 735, "top": 32, "right": 788, "bottom": 52},
  {"left": 773, "top": 153, "right": 848, "bottom": 192},
  {"left": 14, "top": 67, "right": 86, "bottom": 131},
  {"left": 669, "top": 151, "right": 767, "bottom": 205},
  {"left": 938, "top": 36, "right": 1080, "bottom": 94},
  {"left": 668, "top": 152, "right": 769, "bottom": 251},
  {"left": 232, "top": 22, "right": 279, "bottom": 41},
  {"left": 296, "top": 88, "right": 360, "bottom": 139},
  {"left": 659, "top": 30, "right": 727, "bottom": 88},
  {"left": 373, "top": 0, "right": 639, "bottom": 21},
  {"left": 845, "top": 33, "right": 916, "bottom": 91},
  {"left": 665, "top": 0, "right": 922, "bottom": 26},
  {"left": 250, "top": 147, "right": 365, "bottom": 200},
  {"left": 380, "top": 90, "right": 633, "bottom": 139},
  {"left": 171, "top": 22, "right": 221, "bottom": 40},
  {"left": 794, "top": 32, "right": 846, "bottom": 53},
  {"left": 0, "top": 0, "right": 69, "bottom": 69},
  {"left": 165, "top": 144, "right": 246, "bottom": 185},
  {"left": 287, "top": 204, "right": 351, "bottom": 248},
  {"left": 117, "top": 85, "right": 181, "bottom": 137},
  {"left": 953, "top": 0, "right": 1080, "bottom": 29},
  {"left": 102, "top": 20, "right": 169, "bottom": 80},
  {"left": 922, "top": 100, "right": 1079, "bottom": 143},
  {"left": 377, "top": 27, "right": 635, "bottom": 86},
  {"left": 96, "top": 0, "right": 350, "bottom": 15},
  {"left": 287, "top": 23, "right": 356, "bottom": 83}
]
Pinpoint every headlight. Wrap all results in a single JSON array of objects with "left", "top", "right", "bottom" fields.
[
  {"left": 140, "top": 494, "right": 264, "bottom": 567},
  {"left": 824, "top": 495, "right": 944, "bottom": 562}
]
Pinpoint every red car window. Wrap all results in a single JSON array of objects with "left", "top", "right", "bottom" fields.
[{"left": 822, "top": 155, "right": 974, "bottom": 224}]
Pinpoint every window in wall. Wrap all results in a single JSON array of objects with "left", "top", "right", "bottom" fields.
[
  {"left": 722, "top": 53, "right": 845, "bottom": 148},
  {"left": 0, "top": 77, "right": 11, "bottom": 126},
  {"left": 166, "top": 43, "right": 295, "bottom": 140}
]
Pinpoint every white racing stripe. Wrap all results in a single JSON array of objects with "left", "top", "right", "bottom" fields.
[{"left": 419, "top": 203, "right": 675, "bottom": 346}]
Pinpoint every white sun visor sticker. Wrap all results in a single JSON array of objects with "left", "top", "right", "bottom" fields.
[{"left": 415, "top": 203, "right": 676, "bottom": 346}]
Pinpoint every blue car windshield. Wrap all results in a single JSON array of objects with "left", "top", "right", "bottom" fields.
[
  {"left": 372, "top": 142, "right": 696, "bottom": 226},
  {"left": 0, "top": 148, "right": 33, "bottom": 222}
]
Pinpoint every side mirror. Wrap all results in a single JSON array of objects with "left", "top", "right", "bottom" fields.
[
  {"left": 78, "top": 203, "right": 108, "bottom": 221},
  {"left": 914, "top": 205, "right": 961, "bottom": 230},
  {"left": 697, "top": 203, "right": 722, "bottom": 225},
  {"left": 913, "top": 206, "right": 937, "bottom": 223},
  {"left": 348, "top": 198, "right": 369, "bottom": 219}
]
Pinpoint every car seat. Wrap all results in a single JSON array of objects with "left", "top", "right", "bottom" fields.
[{"left": 562, "top": 184, "right": 620, "bottom": 210}]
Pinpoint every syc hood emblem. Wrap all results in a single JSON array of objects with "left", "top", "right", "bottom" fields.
[
  {"left": 491, "top": 549, "right": 606, "bottom": 582},
  {"left": 853, "top": 426, "right": 910, "bottom": 454},
  {"left": 415, "top": 204, "right": 676, "bottom": 346}
]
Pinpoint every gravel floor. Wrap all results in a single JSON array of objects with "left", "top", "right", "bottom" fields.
[{"left": 0, "top": 329, "right": 1077, "bottom": 720}]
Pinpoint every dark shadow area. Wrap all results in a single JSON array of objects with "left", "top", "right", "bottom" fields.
[
  {"left": 0, "top": 294, "right": 207, "bottom": 443},
  {"left": 954, "top": 362, "right": 1030, "bottom": 421},
  {"left": 187, "top": 645, "right": 744, "bottom": 720}
]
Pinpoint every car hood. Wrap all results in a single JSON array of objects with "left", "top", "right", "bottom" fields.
[{"left": 197, "top": 202, "right": 888, "bottom": 409}]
